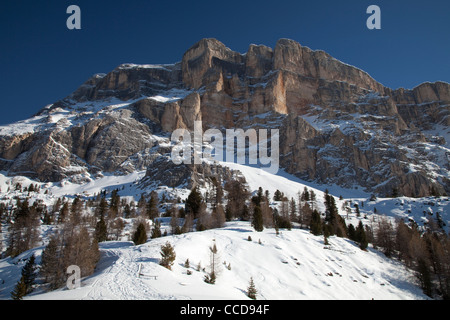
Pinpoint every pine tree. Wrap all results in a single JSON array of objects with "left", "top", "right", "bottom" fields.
[
  {"left": 11, "top": 276, "right": 27, "bottom": 300},
  {"left": 133, "top": 222, "right": 148, "bottom": 245},
  {"left": 247, "top": 277, "right": 258, "bottom": 300},
  {"left": 310, "top": 210, "right": 322, "bottom": 236},
  {"left": 160, "top": 242, "right": 176, "bottom": 270},
  {"left": 21, "top": 254, "right": 37, "bottom": 294},
  {"left": 348, "top": 224, "right": 356, "bottom": 241},
  {"left": 356, "top": 221, "right": 368, "bottom": 250},
  {"left": 11, "top": 254, "right": 37, "bottom": 299},
  {"left": 95, "top": 215, "right": 108, "bottom": 243},
  {"left": 146, "top": 191, "right": 159, "bottom": 219},
  {"left": 273, "top": 189, "right": 283, "bottom": 201},
  {"left": 151, "top": 219, "right": 162, "bottom": 239},
  {"left": 252, "top": 206, "right": 264, "bottom": 232},
  {"left": 224, "top": 180, "right": 250, "bottom": 221},
  {"left": 185, "top": 187, "right": 203, "bottom": 219}
]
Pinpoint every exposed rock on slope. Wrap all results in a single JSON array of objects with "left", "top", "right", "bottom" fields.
[{"left": 0, "top": 38, "right": 448, "bottom": 196}]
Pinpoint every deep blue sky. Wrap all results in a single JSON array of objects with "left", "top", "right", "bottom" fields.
[{"left": 1, "top": 0, "right": 449, "bottom": 125}]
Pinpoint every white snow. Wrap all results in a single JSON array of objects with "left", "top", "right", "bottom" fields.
[
  {"left": 0, "top": 221, "right": 426, "bottom": 301},
  {"left": 0, "top": 162, "right": 446, "bottom": 300}
]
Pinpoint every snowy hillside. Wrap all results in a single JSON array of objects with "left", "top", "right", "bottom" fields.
[
  {"left": 219, "top": 162, "right": 450, "bottom": 234},
  {"left": 2, "top": 159, "right": 447, "bottom": 300},
  {"left": 3, "top": 221, "right": 427, "bottom": 300}
]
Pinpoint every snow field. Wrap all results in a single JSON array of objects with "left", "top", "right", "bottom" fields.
[{"left": 21, "top": 221, "right": 426, "bottom": 300}]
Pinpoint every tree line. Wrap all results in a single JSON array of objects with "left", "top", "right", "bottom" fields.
[{"left": 2, "top": 178, "right": 449, "bottom": 299}]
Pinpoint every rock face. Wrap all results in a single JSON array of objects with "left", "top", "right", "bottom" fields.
[{"left": 0, "top": 38, "right": 449, "bottom": 197}]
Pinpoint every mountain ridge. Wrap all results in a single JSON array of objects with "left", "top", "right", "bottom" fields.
[{"left": 0, "top": 38, "right": 449, "bottom": 197}]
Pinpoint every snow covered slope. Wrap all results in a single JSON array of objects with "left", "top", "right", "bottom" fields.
[
  {"left": 7, "top": 221, "right": 426, "bottom": 300},
  {"left": 219, "top": 162, "right": 450, "bottom": 234},
  {"left": 1, "top": 160, "right": 447, "bottom": 300}
]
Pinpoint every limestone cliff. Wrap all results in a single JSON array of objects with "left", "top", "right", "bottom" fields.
[{"left": 0, "top": 38, "right": 448, "bottom": 197}]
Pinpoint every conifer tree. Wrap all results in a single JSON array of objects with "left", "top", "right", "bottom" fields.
[
  {"left": 310, "top": 210, "right": 322, "bottom": 236},
  {"left": 11, "top": 275, "right": 27, "bottom": 300},
  {"left": 21, "top": 254, "right": 37, "bottom": 294},
  {"left": 185, "top": 187, "right": 203, "bottom": 219},
  {"left": 133, "top": 222, "right": 148, "bottom": 245},
  {"left": 11, "top": 254, "right": 37, "bottom": 299},
  {"left": 348, "top": 223, "right": 356, "bottom": 241},
  {"left": 356, "top": 221, "right": 368, "bottom": 250},
  {"left": 151, "top": 219, "right": 162, "bottom": 239},
  {"left": 224, "top": 180, "right": 250, "bottom": 221},
  {"left": 95, "top": 215, "right": 108, "bottom": 243},
  {"left": 146, "top": 191, "right": 159, "bottom": 219},
  {"left": 273, "top": 189, "right": 283, "bottom": 201},
  {"left": 160, "top": 242, "right": 176, "bottom": 270},
  {"left": 252, "top": 206, "right": 264, "bottom": 232},
  {"left": 247, "top": 277, "right": 258, "bottom": 300}
]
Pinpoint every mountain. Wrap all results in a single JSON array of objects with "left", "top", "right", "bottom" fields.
[{"left": 0, "top": 38, "right": 449, "bottom": 197}]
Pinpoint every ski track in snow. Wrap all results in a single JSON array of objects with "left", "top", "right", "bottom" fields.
[{"left": 83, "top": 243, "right": 181, "bottom": 300}]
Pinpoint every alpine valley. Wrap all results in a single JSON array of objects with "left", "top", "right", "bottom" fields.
[{"left": 0, "top": 38, "right": 449, "bottom": 300}]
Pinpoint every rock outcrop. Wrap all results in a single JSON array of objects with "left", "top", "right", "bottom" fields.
[{"left": 0, "top": 38, "right": 449, "bottom": 197}]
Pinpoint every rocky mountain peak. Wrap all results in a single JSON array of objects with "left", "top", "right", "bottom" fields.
[{"left": 0, "top": 38, "right": 448, "bottom": 197}]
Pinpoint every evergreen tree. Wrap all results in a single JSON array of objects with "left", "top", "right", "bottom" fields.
[
  {"left": 133, "top": 222, "right": 148, "bottom": 245},
  {"left": 11, "top": 254, "right": 37, "bottom": 299},
  {"left": 246, "top": 277, "right": 258, "bottom": 300},
  {"left": 301, "top": 187, "right": 310, "bottom": 202},
  {"left": 185, "top": 187, "right": 203, "bottom": 219},
  {"left": 160, "top": 242, "right": 176, "bottom": 270},
  {"left": 224, "top": 180, "right": 250, "bottom": 221},
  {"left": 348, "top": 223, "right": 356, "bottom": 241},
  {"left": 21, "top": 254, "right": 37, "bottom": 294},
  {"left": 252, "top": 206, "right": 264, "bottom": 232},
  {"left": 356, "top": 221, "right": 368, "bottom": 250},
  {"left": 310, "top": 210, "right": 322, "bottom": 236},
  {"left": 273, "top": 189, "right": 283, "bottom": 201},
  {"left": 95, "top": 215, "right": 108, "bottom": 243},
  {"left": 69, "top": 196, "right": 83, "bottom": 227},
  {"left": 323, "top": 191, "right": 347, "bottom": 237},
  {"left": 241, "top": 204, "right": 250, "bottom": 221},
  {"left": 95, "top": 196, "right": 109, "bottom": 219},
  {"left": 151, "top": 219, "right": 162, "bottom": 239},
  {"left": 11, "top": 276, "right": 27, "bottom": 300},
  {"left": 146, "top": 191, "right": 159, "bottom": 219}
]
